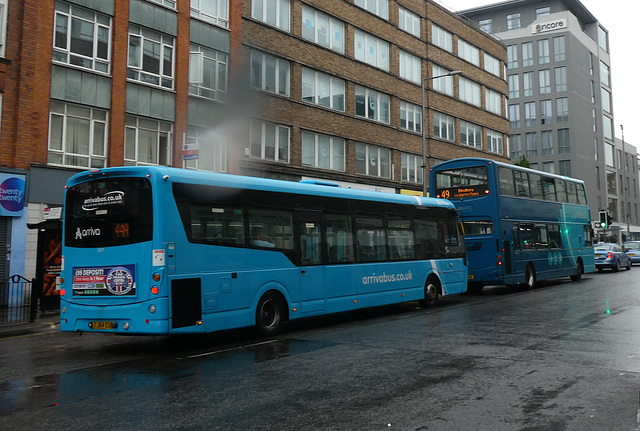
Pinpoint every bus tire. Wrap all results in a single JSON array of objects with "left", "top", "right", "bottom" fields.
[
  {"left": 570, "top": 259, "right": 583, "bottom": 281},
  {"left": 420, "top": 276, "right": 440, "bottom": 307},
  {"left": 525, "top": 264, "right": 536, "bottom": 289},
  {"left": 255, "top": 291, "right": 287, "bottom": 336}
]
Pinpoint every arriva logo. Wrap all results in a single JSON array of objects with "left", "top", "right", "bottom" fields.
[{"left": 76, "top": 227, "right": 101, "bottom": 240}]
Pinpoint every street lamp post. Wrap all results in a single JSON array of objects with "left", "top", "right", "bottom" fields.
[{"left": 421, "top": 70, "right": 462, "bottom": 196}]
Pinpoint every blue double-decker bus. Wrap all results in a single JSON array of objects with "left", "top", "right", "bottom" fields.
[
  {"left": 60, "top": 166, "right": 467, "bottom": 335},
  {"left": 430, "top": 158, "right": 594, "bottom": 291}
]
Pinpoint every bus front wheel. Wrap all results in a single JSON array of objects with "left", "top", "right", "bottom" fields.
[
  {"left": 525, "top": 264, "right": 537, "bottom": 289},
  {"left": 420, "top": 276, "right": 440, "bottom": 307},
  {"left": 256, "top": 292, "right": 287, "bottom": 336}
]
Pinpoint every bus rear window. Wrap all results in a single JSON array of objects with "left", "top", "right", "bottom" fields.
[
  {"left": 65, "top": 177, "right": 153, "bottom": 248},
  {"left": 435, "top": 166, "right": 488, "bottom": 199}
]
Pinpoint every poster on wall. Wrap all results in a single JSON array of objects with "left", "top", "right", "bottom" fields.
[
  {"left": 0, "top": 173, "right": 26, "bottom": 217},
  {"left": 42, "top": 232, "right": 62, "bottom": 296}
]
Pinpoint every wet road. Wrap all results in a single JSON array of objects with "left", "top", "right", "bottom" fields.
[{"left": 2, "top": 268, "right": 640, "bottom": 430}]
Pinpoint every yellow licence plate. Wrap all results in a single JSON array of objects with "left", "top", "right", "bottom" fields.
[
  {"left": 468, "top": 275, "right": 475, "bottom": 280},
  {"left": 89, "top": 321, "right": 117, "bottom": 330}
]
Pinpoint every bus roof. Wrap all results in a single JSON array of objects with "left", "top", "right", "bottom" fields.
[
  {"left": 431, "top": 157, "right": 585, "bottom": 185},
  {"left": 66, "top": 166, "right": 456, "bottom": 210}
]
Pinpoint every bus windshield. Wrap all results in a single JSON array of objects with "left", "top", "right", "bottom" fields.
[
  {"left": 65, "top": 177, "right": 153, "bottom": 248},
  {"left": 434, "top": 166, "right": 488, "bottom": 199}
]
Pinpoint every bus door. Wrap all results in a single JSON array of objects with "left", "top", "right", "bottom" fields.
[
  {"left": 462, "top": 218, "right": 497, "bottom": 281},
  {"left": 295, "top": 211, "right": 326, "bottom": 313}
]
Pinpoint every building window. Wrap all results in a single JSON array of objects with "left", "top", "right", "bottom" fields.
[
  {"left": 556, "top": 97, "right": 568, "bottom": 123},
  {"left": 542, "top": 162, "right": 554, "bottom": 174},
  {"left": 355, "top": 86, "right": 390, "bottom": 124},
  {"left": 487, "top": 130, "right": 503, "bottom": 155},
  {"left": 401, "top": 153, "right": 423, "bottom": 183},
  {"left": 301, "top": 5, "right": 344, "bottom": 54},
  {"left": 432, "top": 24, "right": 452, "bottom": 53},
  {"left": 302, "top": 68, "right": 345, "bottom": 111},
  {"left": 127, "top": 25, "right": 174, "bottom": 89},
  {"left": 189, "top": 44, "right": 228, "bottom": 101},
  {"left": 399, "top": 50, "right": 421, "bottom": 84},
  {"left": 0, "top": 0, "right": 6, "bottom": 57},
  {"left": 555, "top": 67, "right": 567, "bottom": 92},
  {"left": 354, "top": 0, "right": 389, "bottom": 20},
  {"left": 399, "top": 7, "right": 420, "bottom": 37},
  {"left": 124, "top": 115, "right": 172, "bottom": 166},
  {"left": 190, "top": 0, "right": 229, "bottom": 27},
  {"left": 600, "top": 61, "right": 610, "bottom": 87},
  {"left": 458, "top": 39, "right": 479, "bottom": 66},
  {"left": 541, "top": 131, "right": 554, "bottom": 156},
  {"left": 460, "top": 121, "right": 482, "bottom": 149},
  {"left": 250, "top": 120, "right": 290, "bottom": 163},
  {"left": 354, "top": 29, "right": 389, "bottom": 71},
  {"left": 250, "top": 50, "right": 290, "bottom": 96},
  {"left": 538, "top": 39, "right": 549, "bottom": 64},
  {"left": 485, "top": 88, "right": 502, "bottom": 115},
  {"left": 510, "top": 134, "right": 522, "bottom": 160},
  {"left": 148, "top": 0, "right": 176, "bottom": 8},
  {"left": 53, "top": 1, "right": 111, "bottom": 73},
  {"left": 252, "top": 0, "right": 290, "bottom": 31},
  {"left": 356, "top": 143, "right": 390, "bottom": 178},
  {"left": 559, "top": 160, "right": 571, "bottom": 177},
  {"left": 558, "top": 129, "right": 570, "bottom": 154},
  {"left": 522, "top": 42, "right": 533, "bottom": 67},
  {"left": 302, "top": 131, "right": 345, "bottom": 171},
  {"left": 538, "top": 69, "right": 550, "bottom": 94},
  {"left": 507, "top": 45, "right": 518, "bottom": 69},
  {"left": 484, "top": 53, "right": 501, "bottom": 77},
  {"left": 509, "top": 105, "right": 520, "bottom": 128},
  {"left": 400, "top": 101, "right": 421, "bottom": 133},
  {"left": 508, "top": 75, "right": 519, "bottom": 99},
  {"left": 598, "top": 26, "right": 608, "bottom": 52},
  {"left": 48, "top": 101, "right": 107, "bottom": 168},
  {"left": 433, "top": 112, "right": 455, "bottom": 141},
  {"left": 479, "top": 18, "right": 492, "bottom": 33},
  {"left": 459, "top": 77, "right": 481, "bottom": 107},
  {"left": 540, "top": 100, "right": 552, "bottom": 125},
  {"left": 523, "top": 72, "right": 534, "bottom": 97},
  {"left": 603, "top": 115, "right": 614, "bottom": 140},
  {"left": 507, "top": 13, "right": 520, "bottom": 30},
  {"left": 432, "top": 65, "right": 454, "bottom": 96},
  {"left": 524, "top": 102, "right": 536, "bottom": 127},
  {"left": 553, "top": 36, "right": 565, "bottom": 62},
  {"left": 536, "top": 7, "right": 550, "bottom": 18},
  {"left": 526, "top": 132, "right": 537, "bottom": 158},
  {"left": 184, "top": 126, "right": 227, "bottom": 172}
]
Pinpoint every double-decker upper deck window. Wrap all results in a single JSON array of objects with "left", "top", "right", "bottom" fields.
[{"left": 53, "top": 1, "right": 111, "bottom": 73}]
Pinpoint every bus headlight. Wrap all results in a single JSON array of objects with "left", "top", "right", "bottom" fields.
[
  {"left": 149, "top": 304, "right": 156, "bottom": 314},
  {"left": 123, "top": 322, "right": 130, "bottom": 330}
]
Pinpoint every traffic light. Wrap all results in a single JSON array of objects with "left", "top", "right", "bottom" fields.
[
  {"left": 599, "top": 211, "right": 607, "bottom": 228},
  {"left": 607, "top": 214, "right": 613, "bottom": 226}
]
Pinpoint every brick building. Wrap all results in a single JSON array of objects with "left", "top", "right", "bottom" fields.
[{"left": 0, "top": 0, "right": 508, "bottom": 288}]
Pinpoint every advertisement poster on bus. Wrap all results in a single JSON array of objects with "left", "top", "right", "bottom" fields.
[{"left": 72, "top": 264, "right": 136, "bottom": 296}]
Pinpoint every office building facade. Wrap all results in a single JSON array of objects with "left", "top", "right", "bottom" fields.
[{"left": 459, "top": 0, "right": 640, "bottom": 240}]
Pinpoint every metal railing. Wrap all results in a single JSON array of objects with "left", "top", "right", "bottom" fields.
[{"left": 0, "top": 275, "right": 37, "bottom": 325}]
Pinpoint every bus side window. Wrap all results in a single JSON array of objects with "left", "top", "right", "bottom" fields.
[
  {"left": 512, "top": 224, "right": 520, "bottom": 251},
  {"left": 520, "top": 223, "right": 534, "bottom": 250},
  {"left": 556, "top": 179, "right": 568, "bottom": 202},
  {"left": 356, "top": 217, "right": 386, "bottom": 262},
  {"left": 529, "top": 173, "right": 543, "bottom": 200},
  {"left": 388, "top": 218, "right": 415, "bottom": 261},
  {"left": 498, "top": 167, "right": 515, "bottom": 196},
  {"left": 514, "top": 171, "right": 530, "bottom": 198},
  {"left": 548, "top": 224, "right": 561, "bottom": 249},
  {"left": 414, "top": 219, "right": 438, "bottom": 260},
  {"left": 326, "top": 214, "right": 355, "bottom": 263},
  {"left": 248, "top": 210, "right": 294, "bottom": 250}
]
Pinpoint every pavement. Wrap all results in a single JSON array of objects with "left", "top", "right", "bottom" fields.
[{"left": 0, "top": 311, "right": 60, "bottom": 339}]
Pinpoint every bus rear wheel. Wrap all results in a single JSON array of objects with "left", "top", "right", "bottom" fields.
[
  {"left": 256, "top": 292, "right": 286, "bottom": 336},
  {"left": 570, "top": 260, "right": 583, "bottom": 281},
  {"left": 420, "top": 276, "right": 440, "bottom": 307},
  {"left": 525, "top": 264, "right": 536, "bottom": 289}
]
